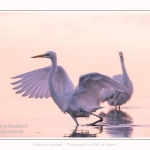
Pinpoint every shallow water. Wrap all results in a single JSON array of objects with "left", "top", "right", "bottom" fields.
[
  {"left": 1, "top": 12, "right": 150, "bottom": 139},
  {"left": 1, "top": 96, "right": 150, "bottom": 138}
]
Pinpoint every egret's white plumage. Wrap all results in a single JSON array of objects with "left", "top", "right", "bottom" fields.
[
  {"left": 12, "top": 66, "right": 74, "bottom": 98},
  {"left": 11, "top": 51, "right": 131, "bottom": 126},
  {"left": 100, "top": 52, "right": 133, "bottom": 110}
]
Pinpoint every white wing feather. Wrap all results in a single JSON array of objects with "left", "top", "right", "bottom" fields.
[
  {"left": 100, "top": 74, "right": 124, "bottom": 101},
  {"left": 11, "top": 66, "right": 74, "bottom": 99},
  {"left": 73, "top": 73, "right": 131, "bottom": 112},
  {"left": 100, "top": 74, "right": 133, "bottom": 102}
]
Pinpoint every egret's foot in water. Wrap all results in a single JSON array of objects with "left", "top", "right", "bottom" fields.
[{"left": 86, "top": 118, "right": 103, "bottom": 126}]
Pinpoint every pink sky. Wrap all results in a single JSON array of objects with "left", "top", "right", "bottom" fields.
[{"left": 0, "top": 11, "right": 150, "bottom": 121}]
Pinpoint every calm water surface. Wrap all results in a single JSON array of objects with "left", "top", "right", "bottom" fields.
[
  {"left": 1, "top": 11, "right": 150, "bottom": 139},
  {"left": 1, "top": 96, "right": 150, "bottom": 138}
]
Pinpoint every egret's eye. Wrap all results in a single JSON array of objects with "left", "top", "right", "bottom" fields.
[{"left": 45, "top": 54, "right": 49, "bottom": 56}]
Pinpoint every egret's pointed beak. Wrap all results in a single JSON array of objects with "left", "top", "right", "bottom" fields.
[{"left": 31, "top": 54, "right": 45, "bottom": 58}]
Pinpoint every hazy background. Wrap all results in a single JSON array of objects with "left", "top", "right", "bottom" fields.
[{"left": 0, "top": 11, "right": 150, "bottom": 137}]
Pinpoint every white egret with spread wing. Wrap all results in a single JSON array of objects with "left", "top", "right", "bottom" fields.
[
  {"left": 11, "top": 51, "right": 131, "bottom": 126},
  {"left": 100, "top": 52, "right": 133, "bottom": 110}
]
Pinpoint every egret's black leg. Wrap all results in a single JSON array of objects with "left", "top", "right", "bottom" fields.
[
  {"left": 80, "top": 110, "right": 103, "bottom": 126},
  {"left": 86, "top": 119, "right": 103, "bottom": 126},
  {"left": 90, "top": 112, "right": 103, "bottom": 122},
  {"left": 69, "top": 112, "right": 79, "bottom": 126}
]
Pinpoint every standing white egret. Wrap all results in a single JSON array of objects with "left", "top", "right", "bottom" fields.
[
  {"left": 11, "top": 51, "right": 131, "bottom": 126},
  {"left": 100, "top": 52, "right": 133, "bottom": 110}
]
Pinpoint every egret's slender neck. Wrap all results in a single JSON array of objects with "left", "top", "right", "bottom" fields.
[
  {"left": 49, "top": 57, "right": 59, "bottom": 100},
  {"left": 49, "top": 56, "right": 67, "bottom": 112},
  {"left": 120, "top": 56, "right": 130, "bottom": 87}
]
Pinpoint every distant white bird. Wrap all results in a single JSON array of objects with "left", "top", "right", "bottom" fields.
[
  {"left": 100, "top": 52, "right": 133, "bottom": 110},
  {"left": 11, "top": 51, "right": 131, "bottom": 126}
]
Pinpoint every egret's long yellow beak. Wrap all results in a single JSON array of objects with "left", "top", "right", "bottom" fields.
[{"left": 31, "top": 54, "right": 45, "bottom": 58}]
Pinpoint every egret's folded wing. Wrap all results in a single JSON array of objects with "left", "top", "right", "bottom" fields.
[
  {"left": 73, "top": 73, "right": 131, "bottom": 111},
  {"left": 11, "top": 66, "right": 74, "bottom": 99}
]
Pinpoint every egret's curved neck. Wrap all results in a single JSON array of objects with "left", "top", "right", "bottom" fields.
[
  {"left": 49, "top": 57, "right": 67, "bottom": 112},
  {"left": 49, "top": 57, "right": 59, "bottom": 100},
  {"left": 120, "top": 56, "right": 130, "bottom": 87}
]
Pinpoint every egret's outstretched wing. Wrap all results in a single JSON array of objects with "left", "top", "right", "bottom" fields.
[
  {"left": 113, "top": 74, "right": 133, "bottom": 92},
  {"left": 100, "top": 89, "right": 117, "bottom": 102},
  {"left": 73, "top": 73, "right": 131, "bottom": 112},
  {"left": 112, "top": 74, "right": 124, "bottom": 84},
  {"left": 11, "top": 66, "right": 74, "bottom": 99},
  {"left": 100, "top": 73, "right": 134, "bottom": 102},
  {"left": 100, "top": 74, "right": 123, "bottom": 102}
]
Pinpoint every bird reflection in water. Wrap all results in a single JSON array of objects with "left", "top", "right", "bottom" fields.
[
  {"left": 99, "top": 109, "right": 133, "bottom": 137},
  {"left": 63, "top": 126, "right": 103, "bottom": 138},
  {"left": 64, "top": 109, "right": 133, "bottom": 137}
]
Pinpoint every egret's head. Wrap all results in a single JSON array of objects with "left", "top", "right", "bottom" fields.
[
  {"left": 31, "top": 51, "right": 57, "bottom": 60},
  {"left": 119, "top": 51, "right": 123, "bottom": 58}
]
